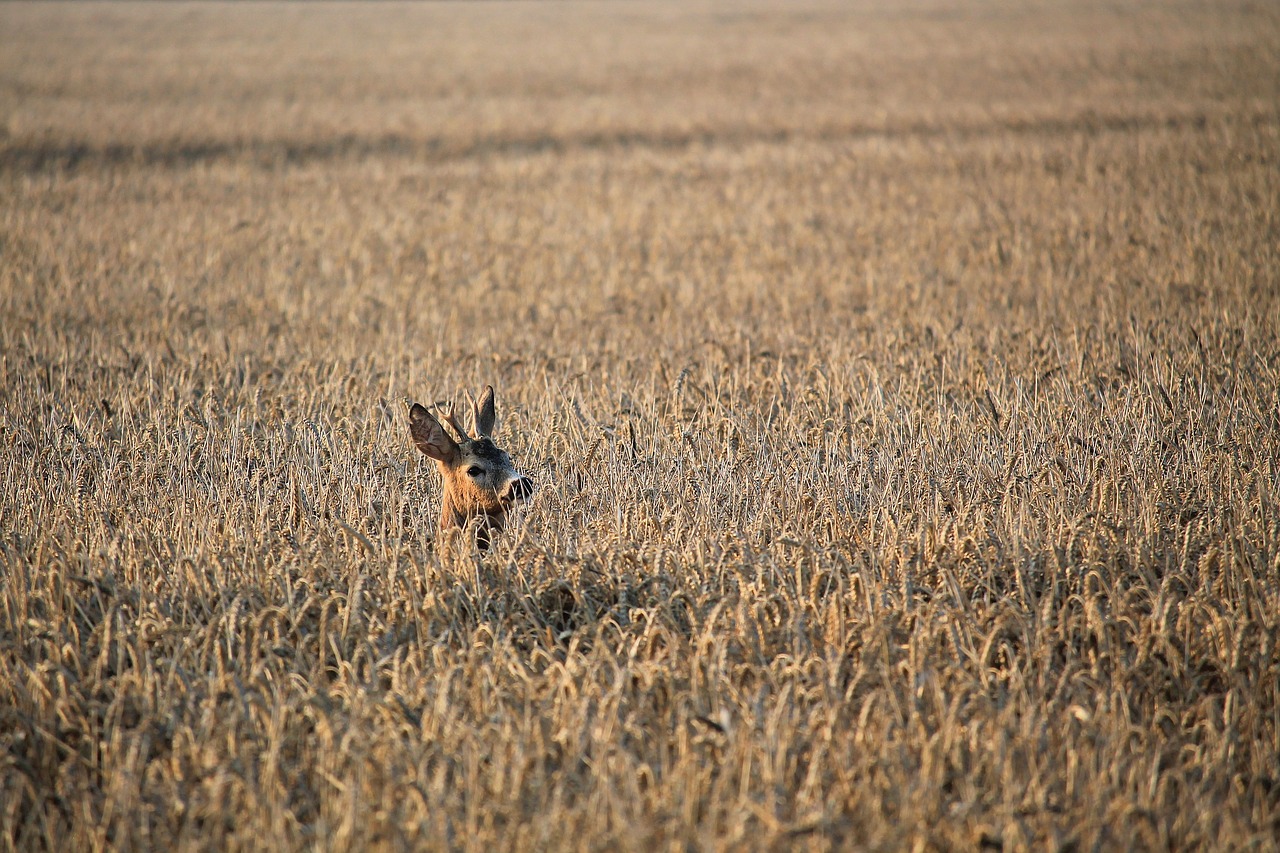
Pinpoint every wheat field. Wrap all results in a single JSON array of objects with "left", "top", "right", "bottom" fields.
[{"left": 2, "top": 1, "right": 1279, "bottom": 850}]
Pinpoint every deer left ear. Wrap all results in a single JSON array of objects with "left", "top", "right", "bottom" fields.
[
  {"left": 409, "top": 403, "right": 459, "bottom": 463},
  {"left": 473, "top": 385, "right": 496, "bottom": 437}
]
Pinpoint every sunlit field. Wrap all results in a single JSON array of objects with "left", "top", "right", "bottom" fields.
[{"left": 2, "top": 1, "right": 1279, "bottom": 849}]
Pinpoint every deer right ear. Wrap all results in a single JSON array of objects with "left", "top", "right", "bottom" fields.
[
  {"left": 409, "top": 402, "right": 459, "bottom": 463},
  {"left": 473, "top": 385, "right": 497, "bottom": 437}
]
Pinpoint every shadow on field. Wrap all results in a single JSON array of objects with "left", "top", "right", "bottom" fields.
[{"left": 3, "top": 108, "right": 1266, "bottom": 173}]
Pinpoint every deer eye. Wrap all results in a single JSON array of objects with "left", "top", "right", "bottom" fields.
[{"left": 467, "top": 466, "right": 484, "bottom": 478}]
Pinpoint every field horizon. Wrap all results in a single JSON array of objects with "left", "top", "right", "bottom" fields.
[{"left": 3, "top": 1, "right": 1279, "bottom": 850}]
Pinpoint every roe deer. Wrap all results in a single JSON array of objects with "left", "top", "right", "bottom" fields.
[{"left": 408, "top": 385, "right": 534, "bottom": 550}]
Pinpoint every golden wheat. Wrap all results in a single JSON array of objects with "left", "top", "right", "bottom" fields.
[{"left": 2, "top": 1, "right": 1279, "bottom": 850}]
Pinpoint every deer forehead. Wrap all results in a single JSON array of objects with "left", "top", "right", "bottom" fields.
[{"left": 458, "top": 438, "right": 514, "bottom": 469}]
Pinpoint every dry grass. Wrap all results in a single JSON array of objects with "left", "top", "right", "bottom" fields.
[{"left": 2, "top": 1, "right": 1279, "bottom": 850}]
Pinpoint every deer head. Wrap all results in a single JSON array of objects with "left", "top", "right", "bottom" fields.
[{"left": 408, "top": 385, "right": 534, "bottom": 550}]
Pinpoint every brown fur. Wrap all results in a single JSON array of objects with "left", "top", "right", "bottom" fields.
[{"left": 408, "top": 386, "right": 533, "bottom": 550}]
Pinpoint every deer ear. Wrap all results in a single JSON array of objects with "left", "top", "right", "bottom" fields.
[
  {"left": 474, "top": 385, "right": 496, "bottom": 437},
  {"left": 409, "top": 402, "right": 458, "bottom": 462}
]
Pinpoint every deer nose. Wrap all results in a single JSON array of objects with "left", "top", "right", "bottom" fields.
[{"left": 502, "top": 476, "right": 534, "bottom": 502}]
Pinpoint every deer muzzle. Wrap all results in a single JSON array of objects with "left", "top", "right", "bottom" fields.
[{"left": 501, "top": 476, "right": 534, "bottom": 503}]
